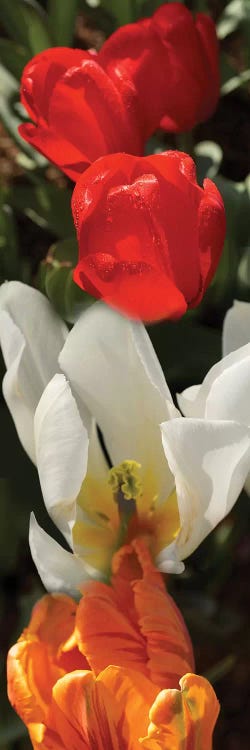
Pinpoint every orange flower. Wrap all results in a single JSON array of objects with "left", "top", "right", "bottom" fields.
[
  {"left": 7, "top": 542, "right": 219, "bottom": 749},
  {"left": 9, "top": 663, "right": 219, "bottom": 750},
  {"left": 7, "top": 594, "right": 88, "bottom": 748},
  {"left": 140, "top": 672, "right": 220, "bottom": 749},
  {"left": 76, "top": 538, "right": 194, "bottom": 689}
]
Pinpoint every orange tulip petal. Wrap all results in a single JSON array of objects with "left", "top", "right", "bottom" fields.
[
  {"left": 7, "top": 594, "right": 87, "bottom": 736},
  {"left": 76, "top": 539, "right": 194, "bottom": 688},
  {"left": 76, "top": 581, "right": 147, "bottom": 676},
  {"left": 7, "top": 638, "right": 63, "bottom": 728},
  {"left": 140, "top": 672, "right": 220, "bottom": 749},
  {"left": 26, "top": 594, "right": 77, "bottom": 651},
  {"left": 114, "top": 540, "right": 194, "bottom": 687},
  {"left": 51, "top": 666, "right": 158, "bottom": 750}
]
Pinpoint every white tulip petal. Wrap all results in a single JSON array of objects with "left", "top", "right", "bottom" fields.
[
  {"left": 177, "top": 342, "right": 250, "bottom": 419},
  {"left": 161, "top": 418, "right": 250, "bottom": 560},
  {"left": 205, "top": 356, "right": 250, "bottom": 425},
  {"left": 223, "top": 300, "right": 250, "bottom": 356},
  {"left": 244, "top": 472, "right": 250, "bottom": 496},
  {"left": 86, "top": 418, "right": 110, "bottom": 480},
  {"left": 177, "top": 384, "right": 203, "bottom": 418},
  {"left": 59, "top": 303, "right": 176, "bottom": 500},
  {"left": 0, "top": 282, "right": 67, "bottom": 461},
  {"left": 0, "top": 281, "right": 68, "bottom": 387},
  {"left": 155, "top": 540, "right": 185, "bottom": 574},
  {"left": 34, "top": 374, "right": 89, "bottom": 543},
  {"left": 29, "top": 513, "right": 92, "bottom": 596},
  {"left": 0, "top": 311, "right": 36, "bottom": 461}
]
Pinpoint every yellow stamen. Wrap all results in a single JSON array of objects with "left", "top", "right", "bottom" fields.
[{"left": 108, "top": 460, "right": 142, "bottom": 501}]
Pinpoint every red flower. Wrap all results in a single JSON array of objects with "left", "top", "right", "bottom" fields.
[
  {"left": 19, "top": 4, "right": 219, "bottom": 180},
  {"left": 19, "top": 47, "right": 143, "bottom": 181},
  {"left": 99, "top": 2, "right": 220, "bottom": 135},
  {"left": 72, "top": 151, "right": 226, "bottom": 322}
]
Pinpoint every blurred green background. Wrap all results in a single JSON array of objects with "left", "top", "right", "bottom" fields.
[{"left": 0, "top": 1, "right": 250, "bottom": 748}]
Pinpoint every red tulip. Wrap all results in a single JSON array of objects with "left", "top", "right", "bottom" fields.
[
  {"left": 19, "top": 47, "right": 143, "bottom": 181},
  {"left": 99, "top": 2, "right": 220, "bottom": 135},
  {"left": 72, "top": 151, "right": 226, "bottom": 322}
]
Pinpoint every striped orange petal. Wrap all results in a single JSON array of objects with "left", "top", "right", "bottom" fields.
[
  {"left": 7, "top": 594, "right": 88, "bottom": 747},
  {"left": 48, "top": 666, "right": 158, "bottom": 750},
  {"left": 76, "top": 538, "right": 194, "bottom": 688},
  {"left": 140, "top": 673, "right": 220, "bottom": 749}
]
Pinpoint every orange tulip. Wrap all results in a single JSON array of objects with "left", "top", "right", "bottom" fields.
[
  {"left": 7, "top": 542, "right": 219, "bottom": 749},
  {"left": 7, "top": 594, "right": 88, "bottom": 748},
  {"left": 76, "top": 538, "right": 194, "bottom": 688}
]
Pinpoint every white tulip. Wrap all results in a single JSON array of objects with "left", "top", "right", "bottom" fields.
[
  {"left": 178, "top": 300, "right": 250, "bottom": 494},
  {"left": 0, "top": 281, "right": 67, "bottom": 462},
  {"left": 1, "top": 284, "right": 250, "bottom": 595}
]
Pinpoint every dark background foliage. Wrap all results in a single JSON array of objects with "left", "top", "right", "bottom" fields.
[{"left": 0, "top": 1, "right": 250, "bottom": 748}]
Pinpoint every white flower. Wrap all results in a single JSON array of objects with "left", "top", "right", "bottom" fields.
[
  {"left": 223, "top": 300, "right": 250, "bottom": 356},
  {"left": 1, "top": 283, "right": 250, "bottom": 596},
  {"left": 178, "top": 300, "right": 250, "bottom": 494},
  {"left": 0, "top": 281, "right": 67, "bottom": 463}
]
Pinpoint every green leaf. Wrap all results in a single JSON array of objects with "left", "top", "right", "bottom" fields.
[
  {"left": 0, "top": 63, "right": 46, "bottom": 166},
  {"left": 194, "top": 141, "right": 223, "bottom": 183},
  {"left": 217, "top": 0, "right": 244, "bottom": 39},
  {"left": 194, "top": 175, "right": 250, "bottom": 321},
  {"left": 214, "top": 174, "right": 250, "bottom": 250},
  {"left": 220, "top": 50, "right": 250, "bottom": 95},
  {"left": 0, "top": 0, "right": 51, "bottom": 55},
  {"left": 38, "top": 237, "right": 95, "bottom": 322},
  {"left": 203, "top": 654, "right": 236, "bottom": 685},
  {"left": 0, "top": 189, "right": 20, "bottom": 283},
  {"left": 10, "top": 182, "right": 74, "bottom": 238},
  {"left": 243, "top": 0, "right": 250, "bottom": 67},
  {"left": 221, "top": 69, "right": 250, "bottom": 96},
  {"left": 0, "top": 39, "right": 30, "bottom": 80},
  {"left": 0, "top": 64, "right": 26, "bottom": 148},
  {"left": 48, "top": 0, "right": 78, "bottom": 46}
]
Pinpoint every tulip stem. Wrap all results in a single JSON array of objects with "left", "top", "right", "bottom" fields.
[{"left": 175, "top": 132, "right": 195, "bottom": 158}]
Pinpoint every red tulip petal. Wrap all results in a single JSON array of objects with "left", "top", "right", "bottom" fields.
[
  {"left": 99, "top": 23, "right": 168, "bottom": 137},
  {"left": 49, "top": 60, "right": 141, "bottom": 159},
  {"left": 72, "top": 152, "right": 225, "bottom": 322},
  {"left": 195, "top": 178, "right": 226, "bottom": 303},
  {"left": 19, "top": 122, "right": 91, "bottom": 181},
  {"left": 74, "top": 254, "right": 187, "bottom": 322},
  {"left": 21, "top": 48, "right": 91, "bottom": 124},
  {"left": 195, "top": 13, "right": 220, "bottom": 119}
]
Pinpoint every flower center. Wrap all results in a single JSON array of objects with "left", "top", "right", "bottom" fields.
[
  {"left": 107, "top": 460, "right": 145, "bottom": 547},
  {"left": 73, "top": 458, "right": 180, "bottom": 577},
  {"left": 107, "top": 460, "right": 142, "bottom": 515}
]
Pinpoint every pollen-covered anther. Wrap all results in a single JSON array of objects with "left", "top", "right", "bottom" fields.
[{"left": 108, "top": 460, "right": 143, "bottom": 501}]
